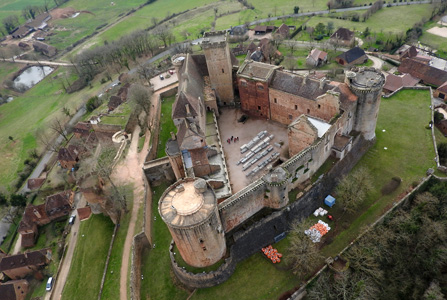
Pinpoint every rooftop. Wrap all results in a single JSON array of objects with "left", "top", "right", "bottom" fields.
[
  {"left": 307, "top": 117, "right": 331, "bottom": 138},
  {"left": 159, "top": 178, "right": 217, "bottom": 228},
  {"left": 237, "top": 60, "right": 279, "bottom": 82},
  {"left": 348, "top": 68, "right": 384, "bottom": 89}
]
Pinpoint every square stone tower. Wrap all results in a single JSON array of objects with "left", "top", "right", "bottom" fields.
[{"left": 202, "top": 31, "right": 234, "bottom": 106}]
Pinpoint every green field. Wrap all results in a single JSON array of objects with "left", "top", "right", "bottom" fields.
[
  {"left": 62, "top": 214, "right": 115, "bottom": 300},
  {"left": 156, "top": 95, "right": 176, "bottom": 158},
  {"left": 306, "top": 4, "right": 432, "bottom": 35},
  {"left": 101, "top": 185, "right": 134, "bottom": 300},
  {"left": 0, "top": 0, "right": 54, "bottom": 27},
  {"left": 0, "top": 64, "right": 105, "bottom": 192}
]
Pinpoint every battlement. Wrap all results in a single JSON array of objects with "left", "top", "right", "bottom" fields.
[
  {"left": 347, "top": 67, "right": 385, "bottom": 93},
  {"left": 202, "top": 31, "right": 228, "bottom": 48}
]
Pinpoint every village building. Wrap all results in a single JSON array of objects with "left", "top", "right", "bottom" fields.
[
  {"left": 0, "top": 249, "right": 51, "bottom": 280},
  {"left": 18, "top": 191, "right": 74, "bottom": 248},
  {"left": 383, "top": 72, "right": 420, "bottom": 94},
  {"left": 145, "top": 31, "right": 385, "bottom": 288},
  {"left": 58, "top": 145, "right": 84, "bottom": 169},
  {"left": 11, "top": 13, "right": 51, "bottom": 39},
  {"left": 32, "top": 41, "right": 57, "bottom": 57},
  {"left": 26, "top": 178, "right": 45, "bottom": 191},
  {"left": 335, "top": 47, "right": 367, "bottom": 66},
  {"left": 306, "top": 48, "right": 328, "bottom": 67},
  {"left": 276, "top": 23, "right": 290, "bottom": 37},
  {"left": 253, "top": 25, "right": 275, "bottom": 35},
  {"left": 434, "top": 81, "right": 447, "bottom": 99},
  {"left": 330, "top": 27, "right": 354, "bottom": 46},
  {"left": 398, "top": 58, "right": 447, "bottom": 87},
  {"left": 0, "top": 280, "right": 29, "bottom": 300}
]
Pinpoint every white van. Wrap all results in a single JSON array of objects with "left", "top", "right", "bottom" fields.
[{"left": 46, "top": 277, "right": 54, "bottom": 291}]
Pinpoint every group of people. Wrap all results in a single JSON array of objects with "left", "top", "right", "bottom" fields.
[{"left": 227, "top": 136, "right": 239, "bottom": 144}]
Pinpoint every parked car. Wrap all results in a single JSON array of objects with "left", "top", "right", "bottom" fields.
[
  {"left": 69, "top": 214, "right": 76, "bottom": 225},
  {"left": 168, "top": 69, "right": 174, "bottom": 75},
  {"left": 159, "top": 74, "right": 164, "bottom": 80},
  {"left": 46, "top": 277, "right": 54, "bottom": 292}
]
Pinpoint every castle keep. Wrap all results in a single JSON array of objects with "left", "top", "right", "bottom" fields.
[{"left": 150, "top": 31, "right": 385, "bottom": 287}]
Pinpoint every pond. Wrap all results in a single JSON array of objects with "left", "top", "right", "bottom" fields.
[{"left": 13, "top": 66, "right": 54, "bottom": 91}]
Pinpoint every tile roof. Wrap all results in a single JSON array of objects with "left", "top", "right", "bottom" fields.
[
  {"left": 336, "top": 47, "right": 366, "bottom": 64},
  {"left": 176, "top": 119, "right": 205, "bottom": 150},
  {"left": 383, "top": 73, "right": 419, "bottom": 92},
  {"left": 330, "top": 27, "right": 354, "bottom": 41},
  {"left": 45, "top": 190, "right": 73, "bottom": 217},
  {"left": 0, "top": 249, "right": 50, "bottom": 272},
  {"left": 27, "top": 178, "right": 45, "bottom": 190},
  {"left": 398, "top": 58, "right": 447, "bottom": 87},
  {"left": 276, "top": 23, "right": 290, "bottom": 36},
  {"left": 237, "top": 60, "right": 279, "bottom": 81},
  {"left": 437, "top": 81, "right": 447, "bottom": 93},
  {"left": 77, "top": 207, "right": 92, "bottom": 221},
  {"left": 308, "top": 48, "right": 327, "bottom": 61},
  {"left": 333, "top": 134, "right": 352, "bottom": 151},
  {"left": 270, "top": 71, "right": 334, "bottom": 99}
]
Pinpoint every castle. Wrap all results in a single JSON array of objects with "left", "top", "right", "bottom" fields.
[{"left": 152, "top": 31, "right": 384, "bottom": 285}]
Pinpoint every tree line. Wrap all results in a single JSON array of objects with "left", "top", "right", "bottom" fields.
[{"left": 305, "top": 177, "right": 447, "bottom": 299}]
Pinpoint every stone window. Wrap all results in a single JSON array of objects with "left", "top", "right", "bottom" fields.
[
  {"left": 257, "top": 84, "right": 264, "bottom": 90},
  {"left": 318, "top": 104, "right": 321, "bottom": 109},
  {"left": 274, "top": 98, "right": 277, "bottom": 103},
  {"left": 240, "top": 80, "right": 247, "bottom": 87},
  {"left": 294, "top": 105, "right": 297, "bottom": 110},
  {"left": 289, "top": 114, "right": 292, "bottom": 120},
  {"left": 307, "top": 108, "right": 310, "bottom": 114},
  {"left": 222, "top": 68, "right": 224, "bottom": 73},
  {"left": 258, "top": 106, "right": 261, "bottom": 110}
]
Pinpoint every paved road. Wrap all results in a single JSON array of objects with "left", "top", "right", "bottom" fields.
[{"left": 49, "top": 193, "right": 85, "bottom": 300}]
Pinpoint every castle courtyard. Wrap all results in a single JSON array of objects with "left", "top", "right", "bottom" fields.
[{"left": 217, "top": 107, "right": 289, "bottom": 193}]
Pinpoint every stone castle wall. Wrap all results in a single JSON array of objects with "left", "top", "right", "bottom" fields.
[{"left": 171, "top": 135, "right": 372, "bottom": 288}]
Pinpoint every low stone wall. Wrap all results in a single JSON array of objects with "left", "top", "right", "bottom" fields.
[
  {"left": 169, "top": 241, "right": 237, "bottom": 289},
  {"left": 143, "top": 157, "right": 175, "bottom": 185},
  {"left": 382, "top": 85, "right": 430, "bottom": 98},
  {"left": 130, "top": 232, "right": 150, "bottom": 300}
]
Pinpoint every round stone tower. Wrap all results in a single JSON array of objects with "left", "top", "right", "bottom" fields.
[
  {"left": 158, "top": 178, "right": 226, "bottom": 268},
  {"left": 345, "top": 67, "right": 385, "bottom": 140},
  {"left": 262, "top": 167, "right": 291, "bottom": 209}
]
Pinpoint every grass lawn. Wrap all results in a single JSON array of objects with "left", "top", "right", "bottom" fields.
[
  {"left": 156, "top": 95, "right": 176, "bottom": 158},
  {"left": 101, "top": 185, "right": 134, "bottom": 300},
  {"left": 140, "top": 183, "right": 190, "bottom": 300},
  {"left": 62, "top": 214, "right": 115, "bottom": 300},
  {"left": 306, "top": 4, "right": 432, "bottom": 35},
  {"left": 0, "top": 0, "right": 56, "bottom": 27},
  {"left": 320, "top": 89, "right": 435, "bottom": 256},
  {"left": 46, "top": 0, "right": 144, "bottom": 50},
  {"left": 0, "top": 66, "right": 106, "bottom": 192}
]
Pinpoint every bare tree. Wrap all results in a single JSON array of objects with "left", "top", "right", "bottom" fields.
[
  {"left": 36, "top": 128, "right": 61, "bottom": 153},
  {"left": 335, "top": 167, "right": 373, "bottom": 215},
  {"left": 136, "top": 64, "right": 155, "bottom": 85},
  {"left": 50, "top": 117, "right": 71, "bottom": 142},
  {"left": 3, "top": 15, "right": 19, "bottom": 34},
  {"left": 286, "top": 220, "right": 324, "bottom": 279},
  {"left": 129, "top": 84, "right": 152, "bottom": 115},
  {"left": 284, "top": 40, "right": 297, "bottom": 55},
  {"left": 154, "top": 25, "right": 174, "bottom": 48}
]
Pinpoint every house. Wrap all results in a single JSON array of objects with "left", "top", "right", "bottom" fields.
[
  {"left": 18, "top": 191, "right": 74, "bottom": 248},
  {"left": 58, "top": 145, "right": 83, "bottom": 169},
  {"left": 254, "top": 25, "right": 275, "bottom": 35},
  {"left": 306, "top": 48, "right": 328, "bottom": 67},
  {"left": 0, "top": 249, "right": 51, "bottom": 280},
  {"left": 434, "top": 81, "right": 447, "bottom": 99},
  {"left": 398, "top": 58, "right": 447, "bottom": 87},
  {"left": 330, "top": 27, "right": 354, "bottom": 46},
  {"left": 32, "top": 41, "right": 57, "bottom": 57},
  {"left": 246, "top": 41, "right": 257, "bottom": 54},
  {"left": 232, "top": 43, "right": 246, "bottom": 56},
  {"left": 0, "top": 280, "right": 29, "bottom": 300},
  {"left": 335, "top": 47, "right": 367, "bottom": 66},
  {"left": 397, "top": 45, "right": 418, "bottom": 60},
  {"left": 276, "top": 23, "right": 290, "bottom": 37},
  {"left": 11, "top": 13, "right": 51, "bottom": 39},
  {"left": 382, "top": 73, "right": 420, "bottom": 94}
]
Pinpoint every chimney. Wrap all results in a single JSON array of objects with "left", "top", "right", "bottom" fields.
[
  {"left": 320, "top": 78, "right": 326, "bottom": 89},
  {"left": 302, "top": 74, "right": 308, "bottom": 85},
  {"left": 185, "top": 104, "right": 191, "bottom": 116},
  {"left": 33, "top": 208, "right": 41, "bottom": 219},
  {"left": 170, "top": 132, "right": 176, "bottom": 140}
]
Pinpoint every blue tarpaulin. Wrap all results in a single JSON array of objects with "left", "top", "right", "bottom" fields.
[{"left": 324, "top": 195, "right": 335, "bottom": 207}]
